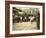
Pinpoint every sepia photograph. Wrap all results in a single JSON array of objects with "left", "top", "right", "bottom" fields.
[
  {"left": 10, "top": 4, "right": 43, "bottom": 34},
  {"left": 13, "top": 7, "right": 40, "bottom": 31}
]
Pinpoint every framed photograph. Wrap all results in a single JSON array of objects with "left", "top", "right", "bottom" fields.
[{"left": 5, "top": 1, "right": 45, "bottom": 37}]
